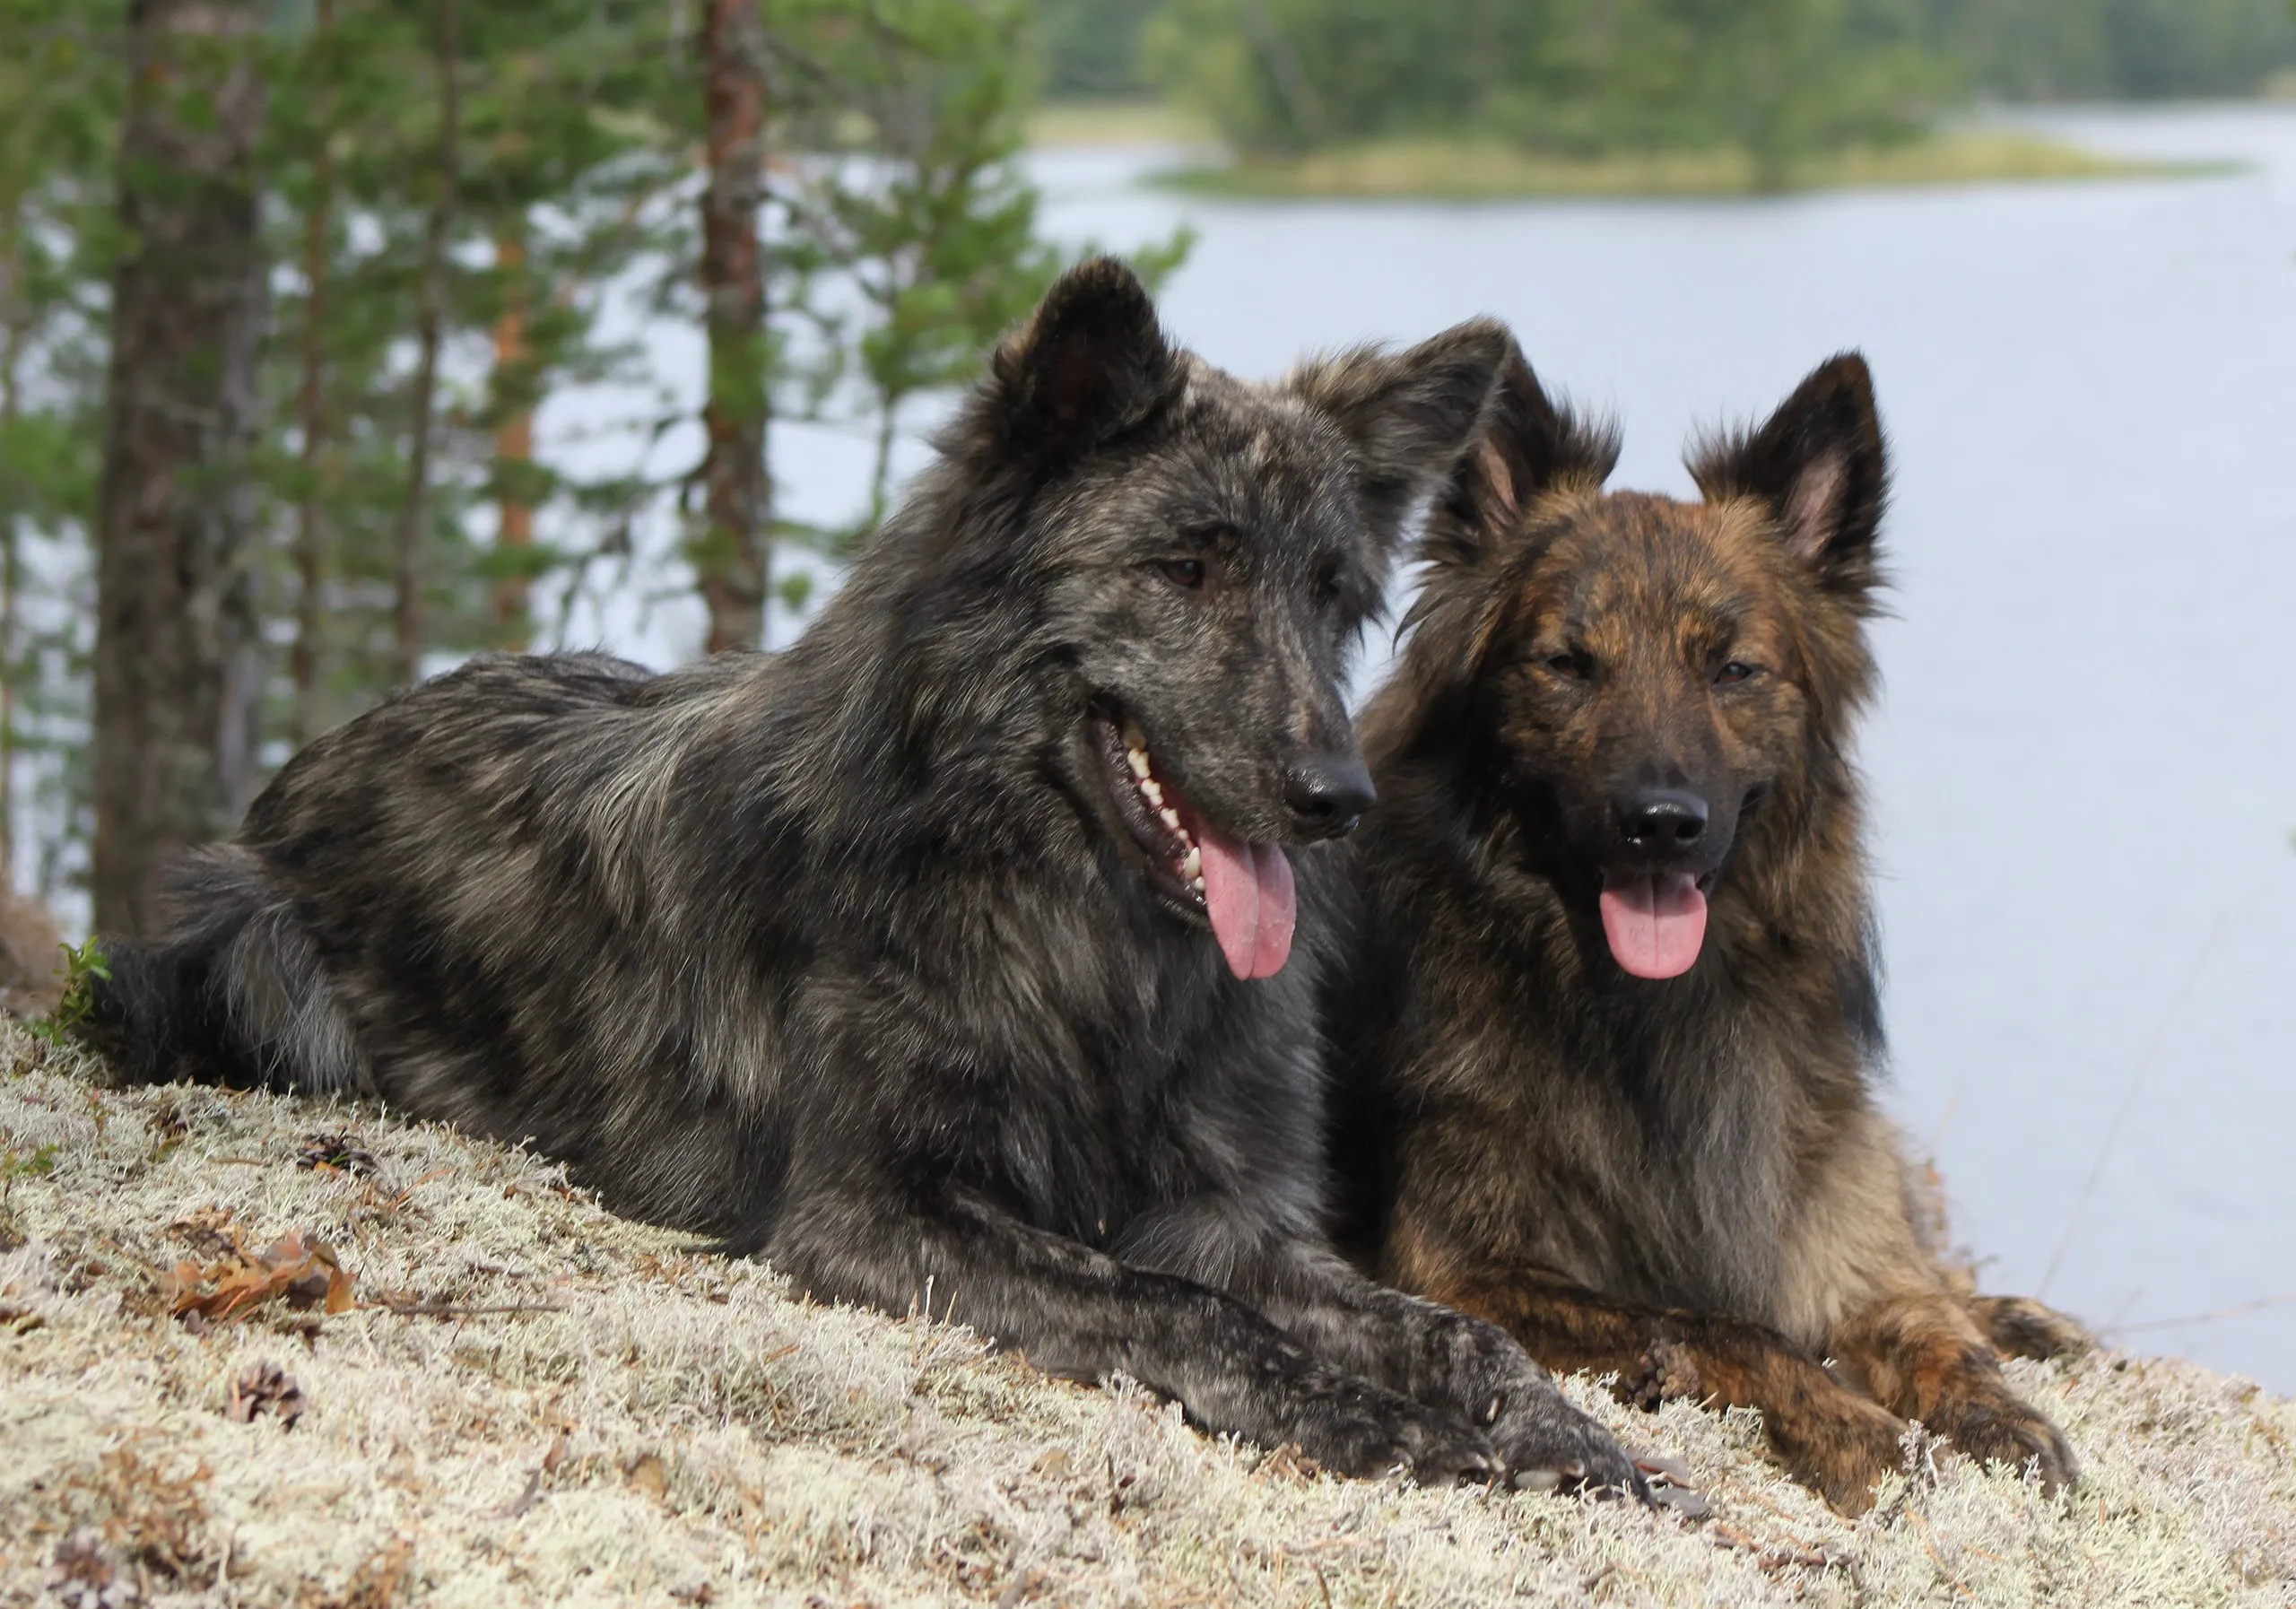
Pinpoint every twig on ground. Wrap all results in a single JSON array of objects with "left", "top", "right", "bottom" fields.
[
  {"left": 363, "top": 1299, "right": 570, "bottom": 1319},
  {"left": 1709, "top": 1518, "right": 1832, "bottom": 1574},
  {"left": 495, "top": 1466, "right": 544, "bottom": 1519}
]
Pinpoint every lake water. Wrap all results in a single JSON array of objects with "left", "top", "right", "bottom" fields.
[{"left": 578, "top": 105, "right": 2296, "bottom": 1391}]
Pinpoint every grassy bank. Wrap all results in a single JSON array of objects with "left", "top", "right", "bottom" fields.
[
  {"left": 1028, "top": 98, "right": 1214, "bottom": 150},
  {"left": 1159, "top": 132, "right": 2213, "bottom": 200},
  {"left": 1020, "top": 101, "right": 2218, "bottom": 198},
  {"left": 1023, "top": 98, "right": 2216, "bottom": 198},
  {"left": 4, "top": 1021, "right": 2292, "bottom": 1605}
]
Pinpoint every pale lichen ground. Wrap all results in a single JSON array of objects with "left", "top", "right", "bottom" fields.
[{"left": 2, "top": 1018, "right": 2290, "bottom": 1607}]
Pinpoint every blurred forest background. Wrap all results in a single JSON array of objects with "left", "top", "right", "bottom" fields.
[
  {"left": 0, "top": 0, "right": 2292, "bottom": 940},
  {"left": 1108, "top": 1, "right": 2296, "bottom": 170}
]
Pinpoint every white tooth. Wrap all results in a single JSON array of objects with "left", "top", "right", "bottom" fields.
[
  {"left": 1126, "top": 747, "right": 1152, "bottom": 779},
  {"left": 1182, "top": 846, "right": 1201, "bottom": 881},
  {"left": 1159, "top": 807, "right": 1182, "bottom": 831},
  {"left": 1191, "top": 876, "right": 1206, "bottom": 893},
  {"left": 1140, "top": 778, "right": 1165, "bottom": 807}
]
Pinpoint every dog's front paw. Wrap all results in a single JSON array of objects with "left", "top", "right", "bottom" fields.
[
  {"left": 1431, "top": 1316, "right": 1648, "bottom": 1500},
  {"left": 1932, "top": 1391, "right": 2078, "bottom": 1493},
  {"left": 1969, "top": 1295, "right": 2091, "bottom": 1362},
  {"left": 1282, "top": 1368, "right": 1500, "bottom": 1484},
  {"left": 1764, "top": 1387, "right": 1913, "bottom": 1516},
  {"left": 1483, "top": 1379, "right": 1649, "bottom": 1500}
]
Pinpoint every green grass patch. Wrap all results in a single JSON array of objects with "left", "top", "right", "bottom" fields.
[
  {"left": 24, "top": 936, "right": 109, "bottom": 1051},
  {"left": 1027, "top": 98, "right": 1216, "bottom": 150},
  {"left": 1154, "top": 131, "right": 2223, "bottom": 200}
]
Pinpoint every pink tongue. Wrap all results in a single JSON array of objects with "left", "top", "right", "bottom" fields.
[
  {"left": 1194, "top": 817, "right": 1297, "bottom": 980},
  {"left": 1598, "top": 874, "right": 1709, "bottom": 979}
]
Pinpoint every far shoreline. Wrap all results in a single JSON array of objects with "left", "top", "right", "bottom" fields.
[{"left": 1027, "top": 102, "right": 2233, "bottom": 200}]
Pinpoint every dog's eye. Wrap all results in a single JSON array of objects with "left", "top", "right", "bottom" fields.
[
  {"left": 1716, "top": 660, "right": 1760, "bottom": 685},
  {"left": 1545, "top": 651, "right": 1589, "bottom": 679},
  {"left": 1158, "top": 558, "right": 1207, "bottom": 591}
]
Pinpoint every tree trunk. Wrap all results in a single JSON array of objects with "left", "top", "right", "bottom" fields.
[
  {"left": 90, "top": 0, "right": 269, "bottom": 937},
  {"left": 695, "top": 0, "right": 770, "bottom": 654},
  {"left": 490, "top": 227, "right": 535, "bottom": 648},
  {"left": 290, "top": 0, "right": 338, "bottom": 748},
  {"left": 393, "top": 0, "right": 461, "bottom": 689}
]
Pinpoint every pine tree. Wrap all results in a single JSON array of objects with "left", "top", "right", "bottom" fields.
[
  {"left": 90, "top": 0, "right": 270, "bottom": 935},
  {"left": 695, "top": 0, "right": 772, "bottom": 653},
  {"left": 4, "top": 0, "right": 1115, "bottom": 924}
]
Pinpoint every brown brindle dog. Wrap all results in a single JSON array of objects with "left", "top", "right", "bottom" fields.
[{"left": 1321, "top": 344, "right": 2087, "bottom": 1512}]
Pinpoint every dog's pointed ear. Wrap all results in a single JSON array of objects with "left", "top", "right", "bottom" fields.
[
  {"left": 1288, "top": 317, "right": 1515, "bottom": 550},
  {"left": 989, "top": 257, "right": 1179, "bottom": 463},
  {"left": 1429, "top": 340, "right": 1618, "bottom": 570},
  {"left": 1692, "top": 352, "right": 1887, "bottom": 604}
]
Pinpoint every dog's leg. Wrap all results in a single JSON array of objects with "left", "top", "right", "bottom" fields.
[
  {"left": 1828, "top": 1291, "right": 2077, "bottom": 1492},
  {"left": 1204, "top": 1239, "right": 1648, "bottom": 1494},
  {"left": 766, "top": 1187, "right": 1502, "bottom": 1483},
  {"left": 1965, "top": 1293, "right": 2092, "bottom": 1362},
  {"left": 1329, "top": 1279, "right": 1662, "bottom": 1498},
  {"left": 1420, "top": 1264, "right": 1913, "bottom": 1513}
]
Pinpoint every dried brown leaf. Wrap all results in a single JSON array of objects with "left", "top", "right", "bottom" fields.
[
  {"left": 161, "top": 1229, "right": 356, "bottom": 1325},
  {"left": 624, "top": 1452, "right": 668, "bottom": 1500}
]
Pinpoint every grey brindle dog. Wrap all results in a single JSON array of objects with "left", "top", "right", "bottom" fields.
[{"left": 91, "top": 261, "right": 1641, "bottom": 1491}]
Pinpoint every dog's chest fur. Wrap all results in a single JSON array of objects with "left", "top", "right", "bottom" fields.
[
  {"left": 875, "top": 857, "right": 1321, "bottom": 1248},
  {"left": 1450, "top": 920, "right": 1802, "bottom": 1318},
  {"left": 1335, "top": 803, "right": 1878, "bottom": 1334}
]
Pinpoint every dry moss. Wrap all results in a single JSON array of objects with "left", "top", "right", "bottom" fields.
[{"left": 2, "top": 1018, "right": 2289, "bottom": 1606}]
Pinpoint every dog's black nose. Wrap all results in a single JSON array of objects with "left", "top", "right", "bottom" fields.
[
  {"left": 1617, "top": 788, "right": 1709, "bottom": 850},
  {"left": 1283, "top": 754, "right": 1377, "bottom": 839}
]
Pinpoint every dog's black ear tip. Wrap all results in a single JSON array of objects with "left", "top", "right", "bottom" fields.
[
  {"left": 988, "top": 256, "right": 1176, "bottom": 457},
  {"left": 1414, "top": 318, "right": 1519, "bottom": 408},
  {"left": 1495, "top": 332, "right": 1540, "bottom": 386},
  {"left": 1445, "top": 316, "right": 1518, "bottom": 367},
  {"left": 1482, "top": 337, "right": 1581, "bottom": 440},
  {"left": 1815, "top": 348, "right": 1872, "bottom": 382},
  {"left": 1036, "top": 255, "right": 1158, "bottom": 335},
  {"left": 1727, "top": 351, "right": 1883, "bottom": 472},
  {"left": 1054, "top": 253, "right": 1149, "bottom": 297},
  {"left": 999, "top": 257, "right": 1163, "bottom": 374},
  {"left": 1795, "top": 351, "right": 1881, "bottom": 424}
]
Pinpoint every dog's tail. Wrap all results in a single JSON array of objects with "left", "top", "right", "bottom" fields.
[{"left": 84, "top": 846, "right": 368, "bottom": 1095}]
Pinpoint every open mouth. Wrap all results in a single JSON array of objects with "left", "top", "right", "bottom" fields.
[
  {"left": 1597, "top": 870, "right": 1718, "bottom": 981},
  {"left": 1091, "top": 709, "right": 1297, "bottom": 981},
  {"left": 1098, "top": 710, "right": 1205, "bottom": 901}
]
